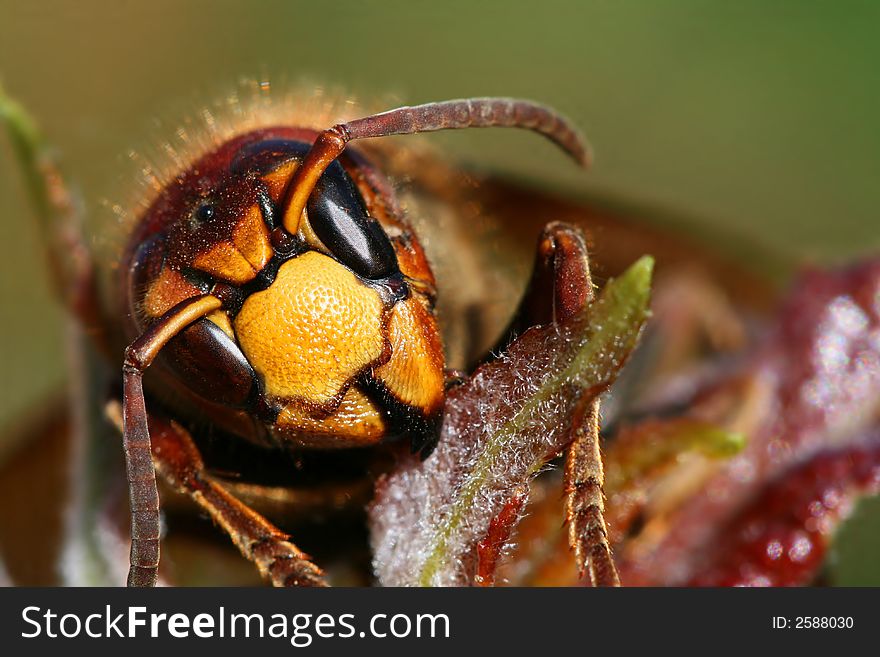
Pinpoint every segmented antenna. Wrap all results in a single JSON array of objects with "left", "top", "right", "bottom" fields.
[{"left": 280, "top": 97, "right": 590, "bottom": 234}]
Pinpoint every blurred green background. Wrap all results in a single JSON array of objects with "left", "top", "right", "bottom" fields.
[
  {"left": 0, "top": 1, "right": 879, "bottom": 581},
  {"left": 2, "top": 0, "right": 880, "bottom": 432}
]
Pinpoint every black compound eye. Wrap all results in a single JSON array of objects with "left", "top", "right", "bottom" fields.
[
  {"left": 307, "top": 161, "right": 399, "bottom": 280},
  {"left": 194, "top": 203, "right": 216, "bottom": 223}
]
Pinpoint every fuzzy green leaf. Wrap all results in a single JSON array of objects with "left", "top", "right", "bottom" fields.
[{"left": 371, "top": 256, "right": 654, "bottom": 586}]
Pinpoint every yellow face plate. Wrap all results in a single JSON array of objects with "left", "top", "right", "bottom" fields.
[
  {"left": 234, "top": 251, "right": 387, "bottom": 408},
  {"left": 374, "top": 295, "right": 445, "bottom": 415},
  {"left": 275, "top": 385, "right": 387, "bottom": 446}
]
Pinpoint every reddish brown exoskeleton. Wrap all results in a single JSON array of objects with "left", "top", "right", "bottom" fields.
[
  {"left": 6, "top": 89, "right": 628, "bottom": 587},
  {"left": 7, "top": 80, "right": 877, "bottom": 589}
]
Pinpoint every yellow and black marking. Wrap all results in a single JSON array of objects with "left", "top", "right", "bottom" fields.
[{"left": 127, "top": 132, "right": 446, "bottom": 454}]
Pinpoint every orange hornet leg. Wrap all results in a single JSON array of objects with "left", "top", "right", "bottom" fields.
[
  {"left": 504, "top": 222, "right": 620, "bottom": 586},
  {"left": 107, "top": 401, "right": 326, "bottom": 587}
]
